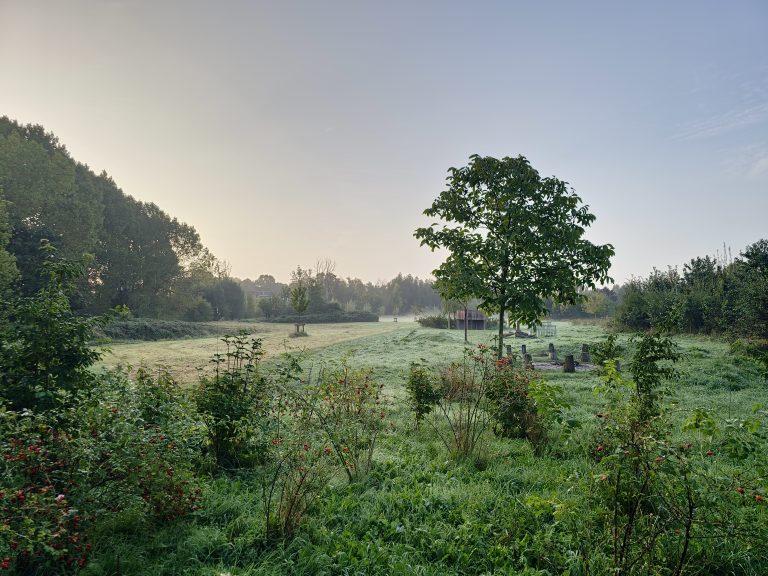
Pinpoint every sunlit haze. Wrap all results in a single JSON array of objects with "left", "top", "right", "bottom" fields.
[{"left": 1, "top": 1, "right": 766, "bottom": 284}]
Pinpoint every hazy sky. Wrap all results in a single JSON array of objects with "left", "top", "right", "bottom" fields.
[{"left": 1, "top": 1, "right": 766, "bottom": 284}]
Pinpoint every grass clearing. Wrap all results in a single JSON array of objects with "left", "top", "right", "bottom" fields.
[
  {"left": 82, "top": 321, "right": 768, "bottom": 575},
  {"left": 96, "top": 321, "right": 406, "bottom": 385}
]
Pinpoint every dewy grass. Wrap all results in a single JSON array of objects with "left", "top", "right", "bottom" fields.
[{"left": 82, "top": 321, "right": 768, "bottom": 575}]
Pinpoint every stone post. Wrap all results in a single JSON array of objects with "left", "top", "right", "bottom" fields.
[
  {"left": 563, "top": 355, "right": 575, "bottom": 373},
  {"left": 548, "top": 343, "right": 557, "bottom": 361},
  {"left": 581, "top": 344, "right": 591, "bottom": 363}
]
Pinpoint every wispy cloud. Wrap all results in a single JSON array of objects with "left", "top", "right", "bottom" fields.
[
  {"left": 674, "top": 101, "right": 768, "bottom": 141},
  {"left": 747, "top": 154, "right": 768, "bottom": 179},
  {"left": 672, "top": 69, "right": 768, "bottom": 141},
  {"left": 720, "top": 142, "right": 768, "bottom": 181}
]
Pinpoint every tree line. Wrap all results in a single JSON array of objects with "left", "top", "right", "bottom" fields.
[
  {"left": 0, "top": 117, "right": 222, "bottom": 319},
  {"left": 241, "top": 269, "right": 442, "bottom": 320},
  {"left": 612, "top": 240, "right": 768, "bottom": 341},
  {"left": 0, "top": 117, "right": 442, "bottom": 321}
]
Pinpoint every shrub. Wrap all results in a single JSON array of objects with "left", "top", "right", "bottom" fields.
[
  {"left": 195, "top": 332, "right": 266, "bottom": 468},
  {"left": 266, "top": 311, "right": 379, "bottom": 323},
  {"left": 95, "top": 318, "right": 224, "bottom": 341},
  {"left": 584, "top": 335, "right": 766, "bottom": 574},
  {"left": 731, "top": 337, "right": 768, "bottom": 376},
  {"left": 486, "top": 356, "right": 537, "bottom": 440},
  {"left": 0, "top": 369, "right": 204, "bottom": 573},
  {"left": 416, "top": 315, "right": 450, "bottom": 329},
  {"left": 259, "top": 376, "right": 335, "bottom": 540},
  {"left": 0, "top": 244, "right": 102, "bottom": 411},
  {"left": 591, "top": 333, "right": 625, "bottom": 371},
  {"left": 312, "top": 360, "right": 388, "bottom": 482},
  {"left": 184, "top": 297, "right": 215, "bottom": 322},
  {"left": 0, "top": 408, "right": 90, "bottom": 574},
  {"left": 429, "top": 345, "right": 495, "bottom": 458},
  {"left": 0, "top": 248, "right": 203, "bottom": 572},
  {"left": 406, "top": 362, "right": 440, "bottom": 427}
]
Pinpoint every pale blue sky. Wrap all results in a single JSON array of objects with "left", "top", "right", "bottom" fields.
[{"left": 1, "top": 1, "right": 766, "bottom": 283}]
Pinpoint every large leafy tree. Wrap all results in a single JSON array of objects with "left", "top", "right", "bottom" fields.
[
  {"left": 415, "top": 155, "right": 614, "bottom": 357},
  {"left": 0, "top": 119, "right": 103, "bottom": 298}
]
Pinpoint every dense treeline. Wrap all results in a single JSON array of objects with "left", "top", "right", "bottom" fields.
[
  {"left": 244, "top": 270, "right": 442, "bottom": 319},
  {"left": 0, "top": 117, "right": 441, "bottom": 322},
  {"left": 0, "top": 117, "right": 219, "bottom": 319},
  {"left": 613, "top": 240, "right": 768, "bottom": 341}
]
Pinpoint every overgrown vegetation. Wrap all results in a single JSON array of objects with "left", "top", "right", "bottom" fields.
[{"left": 2, "top": 252, "right": 767, "bottom": 575}]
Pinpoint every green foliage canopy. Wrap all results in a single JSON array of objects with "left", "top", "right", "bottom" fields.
[
  {"left": 0, "top": 188, "right": 18, "bottom": 291},
  {"left": 0, "top": 116, "right": 219, "bottom": 318},
  {"left": 415, "top": 155, "right": 614, "bottom": 356}
]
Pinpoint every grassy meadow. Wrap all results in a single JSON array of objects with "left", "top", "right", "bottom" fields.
[{"left": 79, "top": 321, "right": 768, "bottom": 575}]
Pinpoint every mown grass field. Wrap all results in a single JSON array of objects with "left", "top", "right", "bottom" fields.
[
  {"left": 99, "top": 319, "right": 764, "bottom": 416},
  {"left": 82, "top": 321, "right": 768, "bottom": 575}
]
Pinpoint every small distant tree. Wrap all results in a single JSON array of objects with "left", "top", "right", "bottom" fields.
[
  {"left": 416, "top": 155, "right": 614, "bottom": 358},
  {"left": 290, "top": 266, "right": 311, "bottom": 315}
]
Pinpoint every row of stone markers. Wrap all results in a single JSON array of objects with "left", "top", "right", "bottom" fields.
[{"left": 504, "top": 343, "right": 599, "bottom": 372}]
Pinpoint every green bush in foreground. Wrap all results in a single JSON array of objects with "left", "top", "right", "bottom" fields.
[
  {"left": 0, "top": 250, "right": 203, "bottom": 574},
  {"left": 0, "top": 244, "right": 102, "bottom": 411},
  {"left": 195, "top": 333, "right": 266, "bottom": 468},
  {"left": 586, "top": 334, "right": 768, "bottom": 575}
]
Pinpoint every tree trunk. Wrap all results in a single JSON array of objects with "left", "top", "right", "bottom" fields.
[
  {"left": 463, "top": 305, "right": 468, "bottom": 343},
  {"left": 497, "top": 307, "right": 505, "bottom": 358}
]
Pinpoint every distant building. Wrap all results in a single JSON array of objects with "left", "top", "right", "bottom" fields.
[{"left": 455, "top": 308, "right": 487, "bottom": 330}]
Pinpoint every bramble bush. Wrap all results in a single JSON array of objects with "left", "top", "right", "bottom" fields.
[
  {"left": 0, "top": 368, "right": 205, "bottom": 574},
  {"left": 1, "top": 408, "right": 90, "bottom": 574}
]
